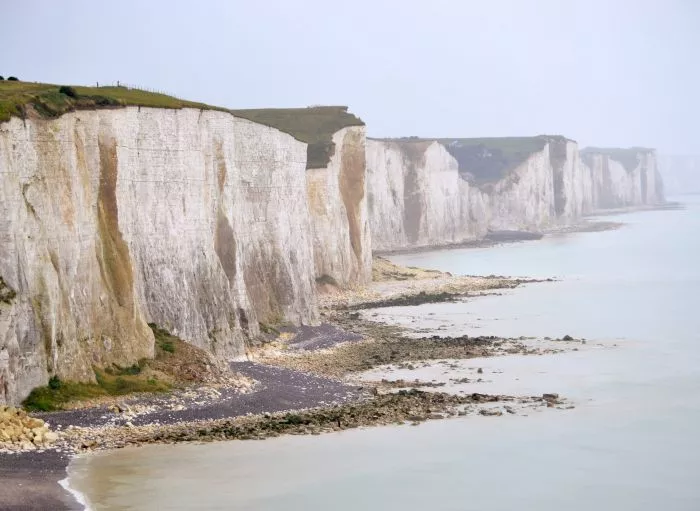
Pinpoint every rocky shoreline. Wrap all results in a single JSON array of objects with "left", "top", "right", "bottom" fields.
[
  {"left": 1, "top": 261, "right": 574, "bottom": 510},
  {"left": 56, "top": 390, "right": 569, "bottom": 452}
]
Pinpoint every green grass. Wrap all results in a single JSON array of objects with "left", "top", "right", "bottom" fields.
[
  {"left": 149, "top": 323, "right": 177, "bottom": 353},
  {"left": 580, "top": 147, "right": 653, "bottom": 173},
  {"left": 22, "top": 367, "right": 170, "bottom": 412},
  {"left": 0, "top": 81, "right": 363, "bottom": 169},
  {"left": 0, "top": 80, "right": 219, "bottom": 124},
  {"left": 20, "top": 324, "right": 204, "bottom": 411},
  {"left": 231, "top": 106, "right": 364, "bottom": 168}
]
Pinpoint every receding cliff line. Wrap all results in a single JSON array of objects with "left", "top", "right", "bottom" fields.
[
  {"left": 580, "top": 147, "right": 662, "bottom": 209},
  {"left": 367, "top": 137, "right": 665, "bottom": 252}
]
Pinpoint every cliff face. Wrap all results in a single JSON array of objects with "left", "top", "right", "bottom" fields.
[
  {"left": 580, "top": 148, "right": 665, "bottom": 208},
  {"left": 0, "top": 107, "right": 319, "bottom": 405},
  {"left": 366, "top": 140, "right": 469, "bottom": 250},
  {"left": 367, "top": 137, "right": 584, "bottom": 251},
  {"left": 306, "top": 126, "right": 372, "bottom": 287},
  {"left": 368, "top": 139, "right": 665, "bottom": 251}
]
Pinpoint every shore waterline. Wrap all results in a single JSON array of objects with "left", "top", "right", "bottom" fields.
[{"left": 68, "top": 199, "right": 700, "bottom": 510}]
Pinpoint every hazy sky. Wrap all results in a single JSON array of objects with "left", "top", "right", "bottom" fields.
[{"left": 2, "top": 0, "right": 698, "bottom": 153}]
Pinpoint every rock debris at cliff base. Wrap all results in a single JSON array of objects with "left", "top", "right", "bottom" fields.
[{"left": 51, "top": 390, "right": 570, "bottom": 453}]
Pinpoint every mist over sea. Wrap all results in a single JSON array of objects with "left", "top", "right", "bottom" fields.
[{"left": 69, "top": 198, "right": 700, "bottom": 511}]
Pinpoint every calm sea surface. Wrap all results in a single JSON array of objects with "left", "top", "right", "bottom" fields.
[{"left": 69, "top": 197, "right": 700, "bottom": 510}]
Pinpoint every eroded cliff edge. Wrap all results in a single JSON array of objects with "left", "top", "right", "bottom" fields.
[
  {"left": 367, "top": 137, "right": 665, "bottom": 251},
  {"left": 232, "top": 107, "right": 372, "bottom": 287}
]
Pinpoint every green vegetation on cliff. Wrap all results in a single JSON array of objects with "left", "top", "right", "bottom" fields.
[
  {"left": 437, "top": 137, "right": 548, "bottom": 184},
  {"left": 374, "top": 135, "right": 571, "bottom": 185},
  {"left": 22, "top": 368, "right": 171, "bottom": 412},
  {"left": 22, "top": 325, "right": 220, "bottom": 411},
  {"left": 0, "top": 81, "right": 219, "bottom": 123},
  {"left": 232, "top": 107, "right": 364, "bottom": 168},
  {"left": 0, "top": 81, "right": 363, "bottom": 169},
  {"left": 580, "top": 147, "right": 653, "bottom": 173}
]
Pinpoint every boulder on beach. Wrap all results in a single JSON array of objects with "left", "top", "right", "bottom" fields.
[{"left": 0, "top": 406, "right": 59, "bottom": 452}]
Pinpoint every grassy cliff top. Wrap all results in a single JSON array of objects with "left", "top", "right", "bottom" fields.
[
  {"left": 232, "top": 107, "right": 364, "bottom": 168},
  {"left": 372, "top": 135, "right": 571, "bottom": 184},
  {"left": 581, "top": 147, "right": 655, "bottom": 173},
  {"left": 0, "top": 81, "right": 363, "bottom": 168}
]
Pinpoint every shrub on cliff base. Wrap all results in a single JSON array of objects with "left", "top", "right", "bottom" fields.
[
  {"left": 0, "top": 76, "right": 4, "bottom": 80},
  {"left": 7, "top": 76, "right": 18, "bottom": 81},
  {"left": 48, "top": 376, "right": 62, "bottom": 390},
  {"left": 149, "top": 323, "right": 177, "bottom": 353}
]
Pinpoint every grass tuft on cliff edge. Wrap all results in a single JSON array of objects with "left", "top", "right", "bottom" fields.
[{"left": 0, "top": 80, "right": 363, "bottom": 169}]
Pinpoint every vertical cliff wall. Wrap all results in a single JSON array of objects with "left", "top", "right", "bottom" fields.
[
  {"left": 580, "top": 148, "right": 665, "bottom": 208},
  {"left": 367, "top": 137, "right": 583, "bottom": 251},
  {"left": 368, "top": 139, "right": 665, "bottom": 252},
  {"left": 232, "top": 107, "right": 372, "bottom": 289},
  {"left": 0, "top": 107, "right": 319, "bottom": 405},
  {"left": 366, "top": 139, "right": 470, "bottom": 250},
  {"left": 306, "top": 126, "right": 372, "bottom": 287}
]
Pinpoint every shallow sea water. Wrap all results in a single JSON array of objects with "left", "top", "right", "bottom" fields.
[{"left": 69, "top": 197, "right": 700, "bottom": 510}]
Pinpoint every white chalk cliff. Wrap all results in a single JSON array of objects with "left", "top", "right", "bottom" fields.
[
  {"left": 367, "top": 138, "right": 665, "bottom": 251},
  {"left": 0, "top": 102, "right": 665, "bottom": 406},
  {"left": 0, "top": 107, "right": 339, "bottom": 404},
  {"left": 306, "top": 126, "right": 372, "bottom": 287},
  {"left": 580, "top": 148, "right": 664, "bottom": 208}
]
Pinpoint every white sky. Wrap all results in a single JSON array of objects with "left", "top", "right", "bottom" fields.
[{"left": 2, "top": 0, "right": 698, "bottom": 153}]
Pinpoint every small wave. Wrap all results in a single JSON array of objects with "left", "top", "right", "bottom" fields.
[{"left": 59, "top": 475, "right": 92, "bottom": 511}]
